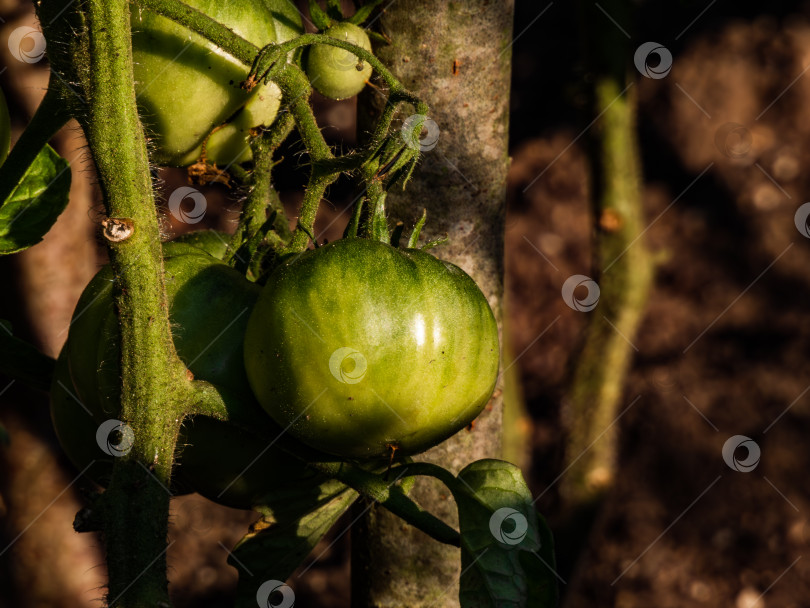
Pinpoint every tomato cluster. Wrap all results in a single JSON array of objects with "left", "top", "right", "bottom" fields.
[
  {"left": 133, "top": 1, "right": 373, "bottom": 167},
  {"left": 50, "top": 6, "right": 500, "bottom": 508}
]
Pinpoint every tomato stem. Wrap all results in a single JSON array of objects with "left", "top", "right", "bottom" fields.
[
  {"left": 39, "top": 0, "right": 194, "bottom": 605},
  {"left": 311, "top": 461, "right": 461, "bottom": 547}
]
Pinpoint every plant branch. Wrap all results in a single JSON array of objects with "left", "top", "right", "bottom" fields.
[
  {"left": 561, "top": 0, "right": 654, "bottom": 509},
  {"left": 225, "top": 112, "right": 295, "bottom": 269},
  {"left": 59, "top": 0, "right": 192, "bottom": 605},
  {"left": 311, "top": 461, "right": 461, "bottom": 547}
]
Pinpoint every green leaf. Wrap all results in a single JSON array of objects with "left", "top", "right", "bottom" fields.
[
  {"left": 307, "top": 0, "right": 333, "bottom": 31},
  {"left": 230, "top": 480, "right": 358, "bottom": 607},
  {"left": 0, "top": 144, "right": 70, "bottom": 255},
  {"left": 325, "top": 0, "right": 344, "bottom": 21},
  {"left": 454, "top": 459, "right": 558, "bottom": 608},
  {"left": 347, "top": 0, "right": 385, "bottom": 25}
]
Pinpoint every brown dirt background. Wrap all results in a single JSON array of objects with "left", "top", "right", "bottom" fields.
[{"left": 3, "top": 1, "right": 810, "bottom": 607}]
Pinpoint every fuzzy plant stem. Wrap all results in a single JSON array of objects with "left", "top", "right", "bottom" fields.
[{"left": 66, "top": 1, "right": 191, "bottom": 605}]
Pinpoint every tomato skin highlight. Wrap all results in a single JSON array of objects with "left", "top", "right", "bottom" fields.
[
  {"left": 244, "top": 238, "right": 500, "bottom": 459},
  {"left": 304, "top": 22, "right": 373, "bottom": 100}
]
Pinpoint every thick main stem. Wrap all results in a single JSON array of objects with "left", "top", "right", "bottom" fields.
[
  {"left": 354, "top": 3, "right": 514, "bottom": 606},
  {"left": 560, "top": 0, "right": 654, "bottom": 511},
  {"left": 59, "top": 1, "right": 188, "bottom": 605}
]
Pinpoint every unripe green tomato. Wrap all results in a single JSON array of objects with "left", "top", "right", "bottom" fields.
[
  {"left": 56, "top": 250, "right": 320, "bottom": 508},
  {"left": 0, "top": 87, "right": 9, "bottom": 166},
  {"left": 132, "top": 0, "right": 302, "bottom": 166},
  {"left": 243, "top": 238, "right": 501, "bottom": 459},
  {"left": 50, "top": 350, "right": 115, "bottom": 485},
  {"left": 185, "top": 82, "right": 282, "bottom": 166},
  {"left": 305, "top": 23, "right": 373, "bottom": 100},
  {"left": 164, "top": 230, "right": 230, "bottom": 260}
]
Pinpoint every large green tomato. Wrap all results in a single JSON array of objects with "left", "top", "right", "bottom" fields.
[
  {"left": 54, "top": 248, "right": 322, "bottom": 508},
  {"left": 132, "top": 0, "right": 302, "bottom": 166},
  {"left": 304, "top": 22, "right": 373, "bottom": 100},
  {"left": 243, "top": 238, "right": 500, "bottom": 459}
]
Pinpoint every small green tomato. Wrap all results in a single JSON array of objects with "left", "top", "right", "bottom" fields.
[{"left": 305, "top": 22, "right": 373, "bottom": 100}]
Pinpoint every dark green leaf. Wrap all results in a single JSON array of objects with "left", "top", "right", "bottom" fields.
[
  {"left": 0, "top": 144, "right": 70, "bottom": 255},
  {"left": 230, "top": 481, "right": 358, "bottom": 607},
  {"left": 307, "top": 0, "right": 333, "bottom": 31},
  {"left": 325, "top": 0, "right": 344, "bottom": 20},
  {"left": 454, "top": 459, "right": 558, "bottom": 608},
  {"left": 347, "top": 0, "right": 385, "bottom": 25}
]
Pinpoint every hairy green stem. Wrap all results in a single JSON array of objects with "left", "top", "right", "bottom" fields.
[
  {"left": 312, "top": 461, "right": 461, "bottom": 547},
  {"left": 225, "top": 112, "right": 295, "bottom": 268},
  {"left": 54, "top": 0, "right": 191, "bottom": 604},
  {"left": 0, "top": 79, "right": 71, "bottom": 206}
]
